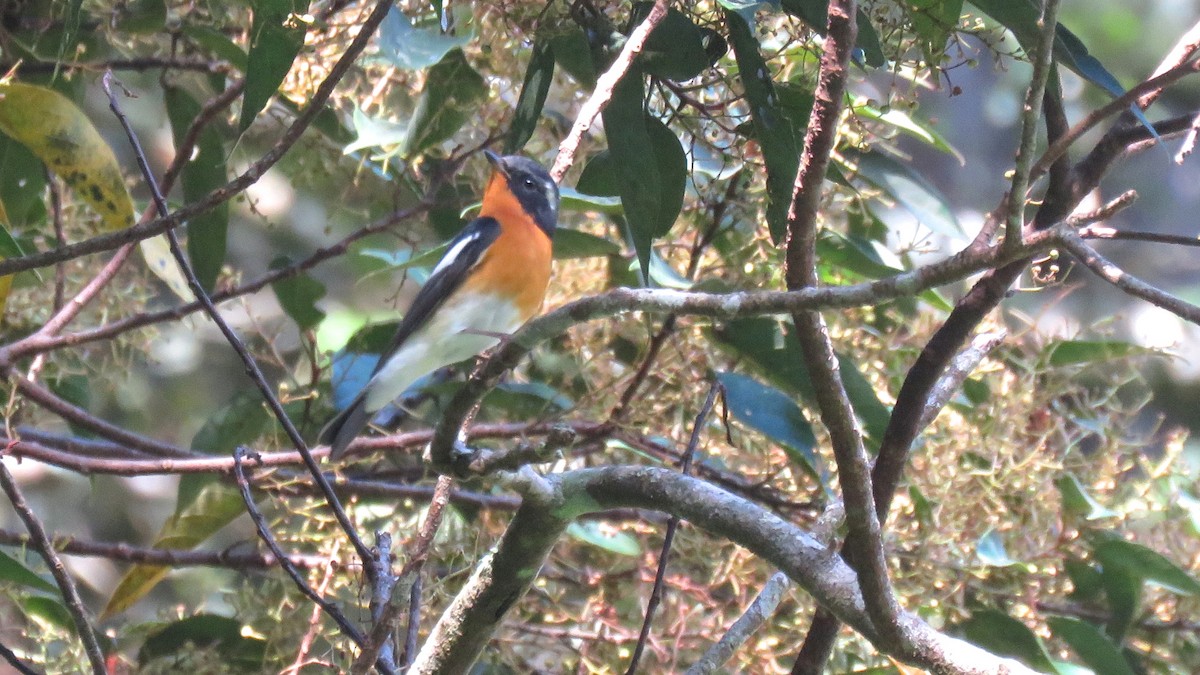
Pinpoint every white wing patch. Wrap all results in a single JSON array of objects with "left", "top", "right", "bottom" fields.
[{"left": 431, "top": 231, "right": 480, "bottom": 278}]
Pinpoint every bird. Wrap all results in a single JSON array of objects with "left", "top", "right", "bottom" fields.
[{"left": 320, "top": 150, "right": 560, "bottom": 459}]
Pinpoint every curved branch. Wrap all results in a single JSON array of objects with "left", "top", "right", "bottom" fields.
[{"left": 409, "top": 466, "right": 1038, "bottom": 675}]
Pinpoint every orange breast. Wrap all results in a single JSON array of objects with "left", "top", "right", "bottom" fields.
[{"left": 463, "top": 174, "right": 553, "bottom": 319}]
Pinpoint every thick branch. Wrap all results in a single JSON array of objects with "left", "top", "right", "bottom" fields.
[{"left": 411, "top": 466, "right": 1037, "bottom": 674}]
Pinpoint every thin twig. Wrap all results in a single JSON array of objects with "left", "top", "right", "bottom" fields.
[
  {"left": 550, "top": 0, "right": 669, "bottom": 181},
  {"left": 1003, "top": 0, "right": 1062, "bottom": 251},
  {"left": 1058, "top": 230, "right": 1200, "bottom": 325},
  {"left": 917, "top": 331, "right": 1006, "bottom": 430},
  {"left": 0, "top": 526, "right": 326, "bottom": 569},
  {"left": 101, "top": 70, "right": 374, "bottom": 571},
  {"left": 354, "top": 475, "right": 454, "bottom": 673},
  {"left": 232, "top": 448, "right": 372, "bottom": 650},
  {"left": 0, "top": 0, "right": 393, "bottom": 279},
  {"left": 686, "top": 571, "right": 791, "bottom": 675},
  {"left": 0, "top": 640, "right": 39, "bottom": 675},
  {"left": 1078, "top": 225, "right": 1200, "bottom": 248},
  {"left": 625, "top": 381, "right": 721, "bottom": 675},
  {"left": 283, "top": 540, "right": 343, "bottom": 675},
  {"left": 0, "top": 455, "right": 106, "bottom": 674}
]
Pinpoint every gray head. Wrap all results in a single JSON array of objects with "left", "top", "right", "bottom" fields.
[{"left": 484, "top": 150, "right": 559, "bottom": 238}]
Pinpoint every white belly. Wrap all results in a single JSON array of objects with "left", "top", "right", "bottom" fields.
[{"left": 364, "top": 293, "right": 523, "bottom": 411}]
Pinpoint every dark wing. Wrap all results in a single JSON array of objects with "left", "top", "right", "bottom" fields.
[
  {"left": 320, "top": 217, "right": 500, "bottom": 459},
  {"left": 372, "top": 216, "right": 500, "bottom": 374}
]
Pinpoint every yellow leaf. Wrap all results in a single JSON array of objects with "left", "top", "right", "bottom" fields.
[
  {"left": 0, "top": 80, "right": 135, "bottom": 231},
  {"left": 0, "top": 198, "right": 12, "bottom": 316}
]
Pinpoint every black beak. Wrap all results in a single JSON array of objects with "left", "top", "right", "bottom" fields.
[{"left": 483, "top": 149, "right": 506, "bottom": 176}]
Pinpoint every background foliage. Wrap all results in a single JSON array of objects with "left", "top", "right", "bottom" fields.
[{"left": 0, "top": 0, "right": 1198, "bottom": 673}]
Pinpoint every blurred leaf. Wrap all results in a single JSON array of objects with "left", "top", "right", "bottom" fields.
[
  {"left": 852, "top": 150, "right": 961, "bottom": 237},
  {"left": 636, "top": 4, "right": 712, "bottom": 81},
  {"left": 559, "top": 186, "right": 623, "bottom": 215},
  {"left": 103, "top": 482, "right": 247, "bottom": 619},
  {"left": 711, "top": 317, "right": 889, "bottom": 442},
  {"left": 1098, "top": 562, "right": 1140, "bottom": 641},
  {"left": 725, "top": 8, "right": 798, "bottom": 243},
  {"left": 0, "top": 81, "right": 134, "bottom": 231},
  {"left": 0, "top": 134, "right": 47, "bottom": 228},
  {"left": 138, "top": 233, "right": 193, "bottom": 300},
  {"left": 182, "top": 25, "right": 249, "bottom": 70},
  {"left": 0, "top": 550, "right": 57, "bottom": 594},
  {"left": 0, "top": 201, "right": 17, "bottom": 315},
  {"left": 908, "top": 485, "right": 935, "bottom": 527},
  {"left": 485, "top": 381, "right": 573, "bottom": 417},
  {"left": 553, "top": 228, "right": 621, "bottom": 259},
  {"left": 565, "top": 522, "right": 641, "bottom": 556},
  {"left": 976, "top": 528, "right": 1021, "bottom": 567},
  {"left": 1065, "top": 557, "right": 1103, "bottom": 601},
  {"left": 239, "top": 0, "right": 311, "bottom": 132},
  {"left": 114, "top": 0, "right": 167, "bottom": 33},
  {"left": 270, "top": 256, "right": 327, "bottom": 331},
  {"left": 166, "top": 87, "right": 229, "bottom": 292},
  {"left": 958, "top": 608, "right": 1059, "bottom": 673},
  {"left": 344, "top": 106, "right": 409, "bottom": 154},
  {"left": 1047, "top": 617, "right": 1136, "bottom": 675},
  {"left": 403, "top": 49, "right": 487, "bottom": 157},
  {"left": 20, "top": 595, "right": 73, "bottom": 632},
  {"left": 139, "top": 614, "right": 267, "bottom": 669},
  {"left": 716, "top": 371, "right": 821, "bottom": 480},
  {"left": 908, "top": 0, "right": 964, "bottom": 59},
  {"left": 1047, "top": 340, "right": 1151, "bottom": 367},
  {"left": 817, "top": 230, "right": 903, "bottom": 280},
  {"left": 778, "top": 0, "right": 886, "bottom": 67},
  {"left": 853, "top": 99, "right": 963, "bottom": 163},
  {"left": 550, "top": 27, "right": 597, "bottom": 88},
  {"left": 506, "top": 40, "right": 554, "bottom": 153},
  {"left": 1056, "top": 474, "right": 1117, "bottom": 520},
  {"left": 1094, "top": 539, "right": 1200, "bottom": 596},
  {"left": 49, "top": 374, "right": 92, "bottom": 438},
  {"left": 378, "top": 6, "right": 472, "bottom": 71}
]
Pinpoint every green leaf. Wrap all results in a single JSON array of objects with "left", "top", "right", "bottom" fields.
[
  {"left": 559, "top": 186, "right": 623, "bottom": 215},
  {"left": 139, "top": 614, "right": 267, "bottom": 669},
  {"left": 484, "top": 381, "right": 573, "bottom": 417},
  {"left": 270, "top": 256, "right": 326, "bottom": 331},
  {"left": 166, "top": 87, "right": 229, "bottom": 293},
  {"left": 103, "top": 481, "right": 248, "bottom": 619},
  {"left": 909, "top": 0, "right": 964, "bottom": 60},
  {"left": 0, "top": 550, "right": 58, "bottom": 595},
  {"left": 976, "top": 528, "right": 1021, "bottom": 567},
  {"left": 552, "top": 228, "right": 621, "bottom": 259},
  {"left": 1056, "top": 474, "right": 1117, "bottom": 521},
  {"left": 778, "top": 0, "right": 886, "bottom": 68},
  {"left": 565, "top": 522, "right": 641, "bottom": 556},
  {"left": 239, "top": 0, "right": 311, "bottom": 133},
  {"left": 711, "top": 317, "right": 889, "bottom": 442},
  {"left": 716, "top": 371, "right": 820, "bottom": 480},
  {"left": 1047, "top": 617, "right": 1136, "bottom": 675},
  {"left": 637, "top": 4, "right": 712, "bottom": 81},
  {"left": 403, "top": 49, "right": 487, "bottom": 157},
  {"left": 0, "top": 134, "right": 47, "bottom": 228},
  {"left": 1094, "top": 539, "right": 1200, "bottom": 596},
  {"left": 725, "top": 8, "right": 798, "bottom": 243},
  {"left": 377, "top": 6, "right": 472, "bottom": 71},
  {"left": 182, "top": 25, "right": 249, "bottom": 70},
  {"left": 591, "top": 72, "right": 686, "bottom": 282},
  {"left": 1098, "top": 562, "right": 1140, "bottom": 642},
  {"left": 550, "top": 27, "right": 597, "bottom": 88},
  {"left": 114, "top": 0, "right": 167, "bottom": 33},
  {"left": 344, "top": 106, "right": 409, "bottom": 154},
  {"left": 851, "top": 150, "right": 961, "bottom": 238},
  {"left": 505, "top": 40, "right": 555, "bottom": 153},
  {"left": 1065, "top": 557, "right": 1104, "bottom": 602},
  {"left": 1047, "top": 340, "right": 1151, "bottom": 367},
  {"left": 958, "top": 608, "right": 1059, "bottom": 673},
  {"left": 853, "top": 99, "right": 964, "bottom": 162},
  {"left": 20, "top": 595, "right": 74, "bottom": 632}
]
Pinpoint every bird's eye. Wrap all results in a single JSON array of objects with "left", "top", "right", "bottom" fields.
[{"left": 523, "top": 178, "right": 536, "bottom": 190}]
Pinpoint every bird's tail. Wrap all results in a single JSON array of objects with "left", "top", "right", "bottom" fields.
[{"left": 320, "top": 391, "right": 372, "bottom": 460}]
